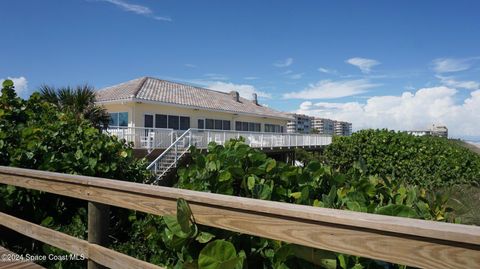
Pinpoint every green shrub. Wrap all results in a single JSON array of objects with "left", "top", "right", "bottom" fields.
[
  {"left": 119, "top": 139, "right": 457, "bottom": 269},
  {"left": 322, "top": 129, "right": 480, "bottom": 187},
  {"left": 0, "top": 79, "right": 153, "bottom": 268}
]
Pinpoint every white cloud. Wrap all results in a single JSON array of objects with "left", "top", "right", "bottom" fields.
[
  {"left": 346, "top": 57, "right": 380, "bottom": 73},
  {"left": 318, "top": 67, "right": 337, "bottom": 74},
  {"left": 184, "top": 63, "right": 196, "bottom": 68},
  {"left": 436, "top": 75, "right": 479, "bottom": 90},
  {"left": 432, "top": 58, "right": 472, "bottom": 73},
  {"left": 208, "top": 81, "right": 272, "bottom": 99},
  {"left": 274, "top": 58, "right": 293, "bottom": 67},
  {"left": 288, "top": 73, "right": 304, "bottom": 80},
  {"left": 283, "top": 79, "right": 379, "bottom": 99},
  {"left": 97, "top": 0, "right": 171, "bottom": 21},
  {"left": 1, "top": 76, "right": 28, "bottom": 97},
  {"left": 244, "top": 76, "right": 259, "bottom": 80},
  {"left": 295, "top": 86, "right": 480, "bottom": 138}
]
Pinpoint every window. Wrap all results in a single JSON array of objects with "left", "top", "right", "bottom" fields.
[
  {"left": 203, "top": 118, "right": 230, "bottom": 130},
  {"left": 236, "top": 121, "right": 261, "bottom": 132},
  {"left": 265, "top": 124, "right": 283, "bottom": 133},
  {"left": 242, "top": 122, "right": 248, "bottom": 131},
  {"left": 206, "top": 119, "right": 214, "bottom": 129},
  {"left": 146, "top": 114, "right": 191, "bottom": 130},
  {"left": 118, "top": 112, "right": 128, "bottom": 126},
  {"left": 180, "top": 116, "right": 190, "bottom": 130},
  {"left": 222, "top": 120, "right": 231, "bottom": 130},
  {"left": 198, "top": 119, "right": 205, "bottom": 129},
  {"left": 214, "top": 120, "right": 222, "bottom": 130},
  {"left": 155, "top": 114, "right": 167, "bottom": 128},
  {"left": 168, "top": 115, "right": 179, "bottom": 130},
  {"left": 144, "top": 114, "right": 153, "bottom": 128},
  {"left": 109, "top": 112, "right": 128, "bottom": 127}
]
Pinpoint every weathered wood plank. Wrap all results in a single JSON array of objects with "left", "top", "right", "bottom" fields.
[
  {"left": 0, "top": 213, "right": 164, "bottom": 269},
  {"left": 89, "top": 244, "right": 162, "bottom": 269},
  {"left": 0, "top": 166, "right": 479, "bottom": 269},
  {"left": 0, "top": 246, "right": 45, "bottom": 269},
  {"left": 88, "top": 202, "right": 110, "bottom": 269},
  {"left": 0, "top": 212, "right": 89, "bottom": 257},
  {"left": 1, "top": 166, "right": 478, "bottom": 244}
]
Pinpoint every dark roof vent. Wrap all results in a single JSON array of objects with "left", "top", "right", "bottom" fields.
[
  {"left": 230, "top": 91, "right": 240, "bottom": 102},
  {"left": 252, "top": 93, "right": 258, "bottom": 105}
]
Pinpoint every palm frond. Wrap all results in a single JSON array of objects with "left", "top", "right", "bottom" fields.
[{"left": 38, "top": 85, "right": 59, "bottom": 105}]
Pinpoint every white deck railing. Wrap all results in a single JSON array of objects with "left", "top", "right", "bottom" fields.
[
  {"left": 186, "top": 128, "right": 332, "bottom": 149},
  {"left": 145, "top": 128, "right": 332, "bottom": 182},
  {"left": 105, "top": 127, "right": 175, "bottom": 151},
  {"left": 106, "top": 127, "right": 332, "bottom": 151}
]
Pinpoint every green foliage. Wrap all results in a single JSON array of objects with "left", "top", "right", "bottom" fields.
[
  {"left": 322, "top": 129, "right": 480, "bottom": 187},
  {"left": 198, "top": 240, "right": 244, "bottom": 269},
  {"left": 38, "top": 84, "right": 110, "bottom": 129},
  {"left": 121, "top": 139, "right": 456, "bottom": 269},
  {"left": 0, "top": 80, "right": 153, "bottom": 268}
]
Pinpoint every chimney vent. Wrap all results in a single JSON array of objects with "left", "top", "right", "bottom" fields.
[
  {"left": 230, "top": 91, "right": 240, "bottom": 102},
  {"left": 252, "top": 93, "right": 258, "bottom": 105}
]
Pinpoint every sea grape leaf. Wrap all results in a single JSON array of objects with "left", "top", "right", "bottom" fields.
[
  {"left": 265, "top": 159, "right": 276, "bottom": 172},
  {"left": 218, "top": 170, "right": 231, "bottom": 182},
  {"left": 177, "top": 198, "right": 193, "bottom": 234},
  {"left": 198, "top": 240, "right": 242, "bottom": 269},
  {"left": 375, "top": 204, "right": 418, "bottom": 218},
  {"left": 247, "top": 176, "right": 255, "bottom": 190},
  {"left": 196, "top": 232, "right": 215, "bottom": 244},
  {"left": 163, "top": 215, "right": 190, "bottom": 238},
  {"left": 274, "top": 244, "right": 336, "bottom": 269}
]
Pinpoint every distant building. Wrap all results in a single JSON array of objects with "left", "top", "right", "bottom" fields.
[
  {"left": 287, "top": 114, "right": 314, "bottom": 133},
  {"left": 431, "top": 125, "right": 448, "bottom": 138},
  {"left": 312, "top": 118, "right": 335, "bottom": 135},
  {"left": 287, "top": 114, "right": 352, "bottom": 136},
  {"left": 333, "top": 121, "right": 353, "bottom": 136},
  {"left": 407, "top": 124, "right": 448, "bottom": 138}
]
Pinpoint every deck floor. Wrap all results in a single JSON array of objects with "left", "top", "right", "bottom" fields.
[{"left": 0, "top": 247, "right": 44, "bottom": 269}]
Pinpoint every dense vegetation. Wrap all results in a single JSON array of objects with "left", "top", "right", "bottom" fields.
[
  {"left": 0, "top": 79, "right": 153, "bottom": 268},
  {"left": 319, "top": 129, "right": 480, "bottom": 187},
  {"left": 117, "top": 139, "right": 457, "bottom": 268}
]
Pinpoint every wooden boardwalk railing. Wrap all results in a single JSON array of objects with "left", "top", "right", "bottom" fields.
[{"left": 0, "top": 166, "right": 479, "bottom": 269}]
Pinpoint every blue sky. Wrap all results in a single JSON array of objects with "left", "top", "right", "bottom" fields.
[{"left": 1, "top": 0, "right": 480, "bottom": 139}]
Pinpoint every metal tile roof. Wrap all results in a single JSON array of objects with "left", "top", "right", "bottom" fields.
[{"left": 96, "top": 77, "right": 293, "bottom": 120}]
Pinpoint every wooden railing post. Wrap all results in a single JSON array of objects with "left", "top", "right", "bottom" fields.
[{"left": 88, "top": 202, "right": 110, "bottom": 269}]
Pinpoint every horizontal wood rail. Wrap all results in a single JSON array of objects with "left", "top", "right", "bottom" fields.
[
  {"left": 0, "top": 166, "right": 479, "bottom": 269},
  {"left": 0, "top": 212, "right": 161, "bottom": 269}
]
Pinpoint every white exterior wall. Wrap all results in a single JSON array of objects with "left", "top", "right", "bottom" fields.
[{"left": 100, "top": 101, "right": 289, "bottom": 132}]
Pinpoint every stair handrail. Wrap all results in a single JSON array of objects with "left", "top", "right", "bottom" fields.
[{"left": 146, "top": 128, "right": 193, "bottom": 170}]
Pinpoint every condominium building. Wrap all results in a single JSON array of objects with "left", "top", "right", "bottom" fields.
[
  {"left": 333, "top": 121, "right": 353, "bottom": 136},
  {"left": 311, "top": 118, "right": 335, "bottom": 135},
  {"left": 287, "top": 114, "right": 314, "bottom": 133},
  {"left": 431, "top": 125, "right": 448, "bottom": 138}
]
